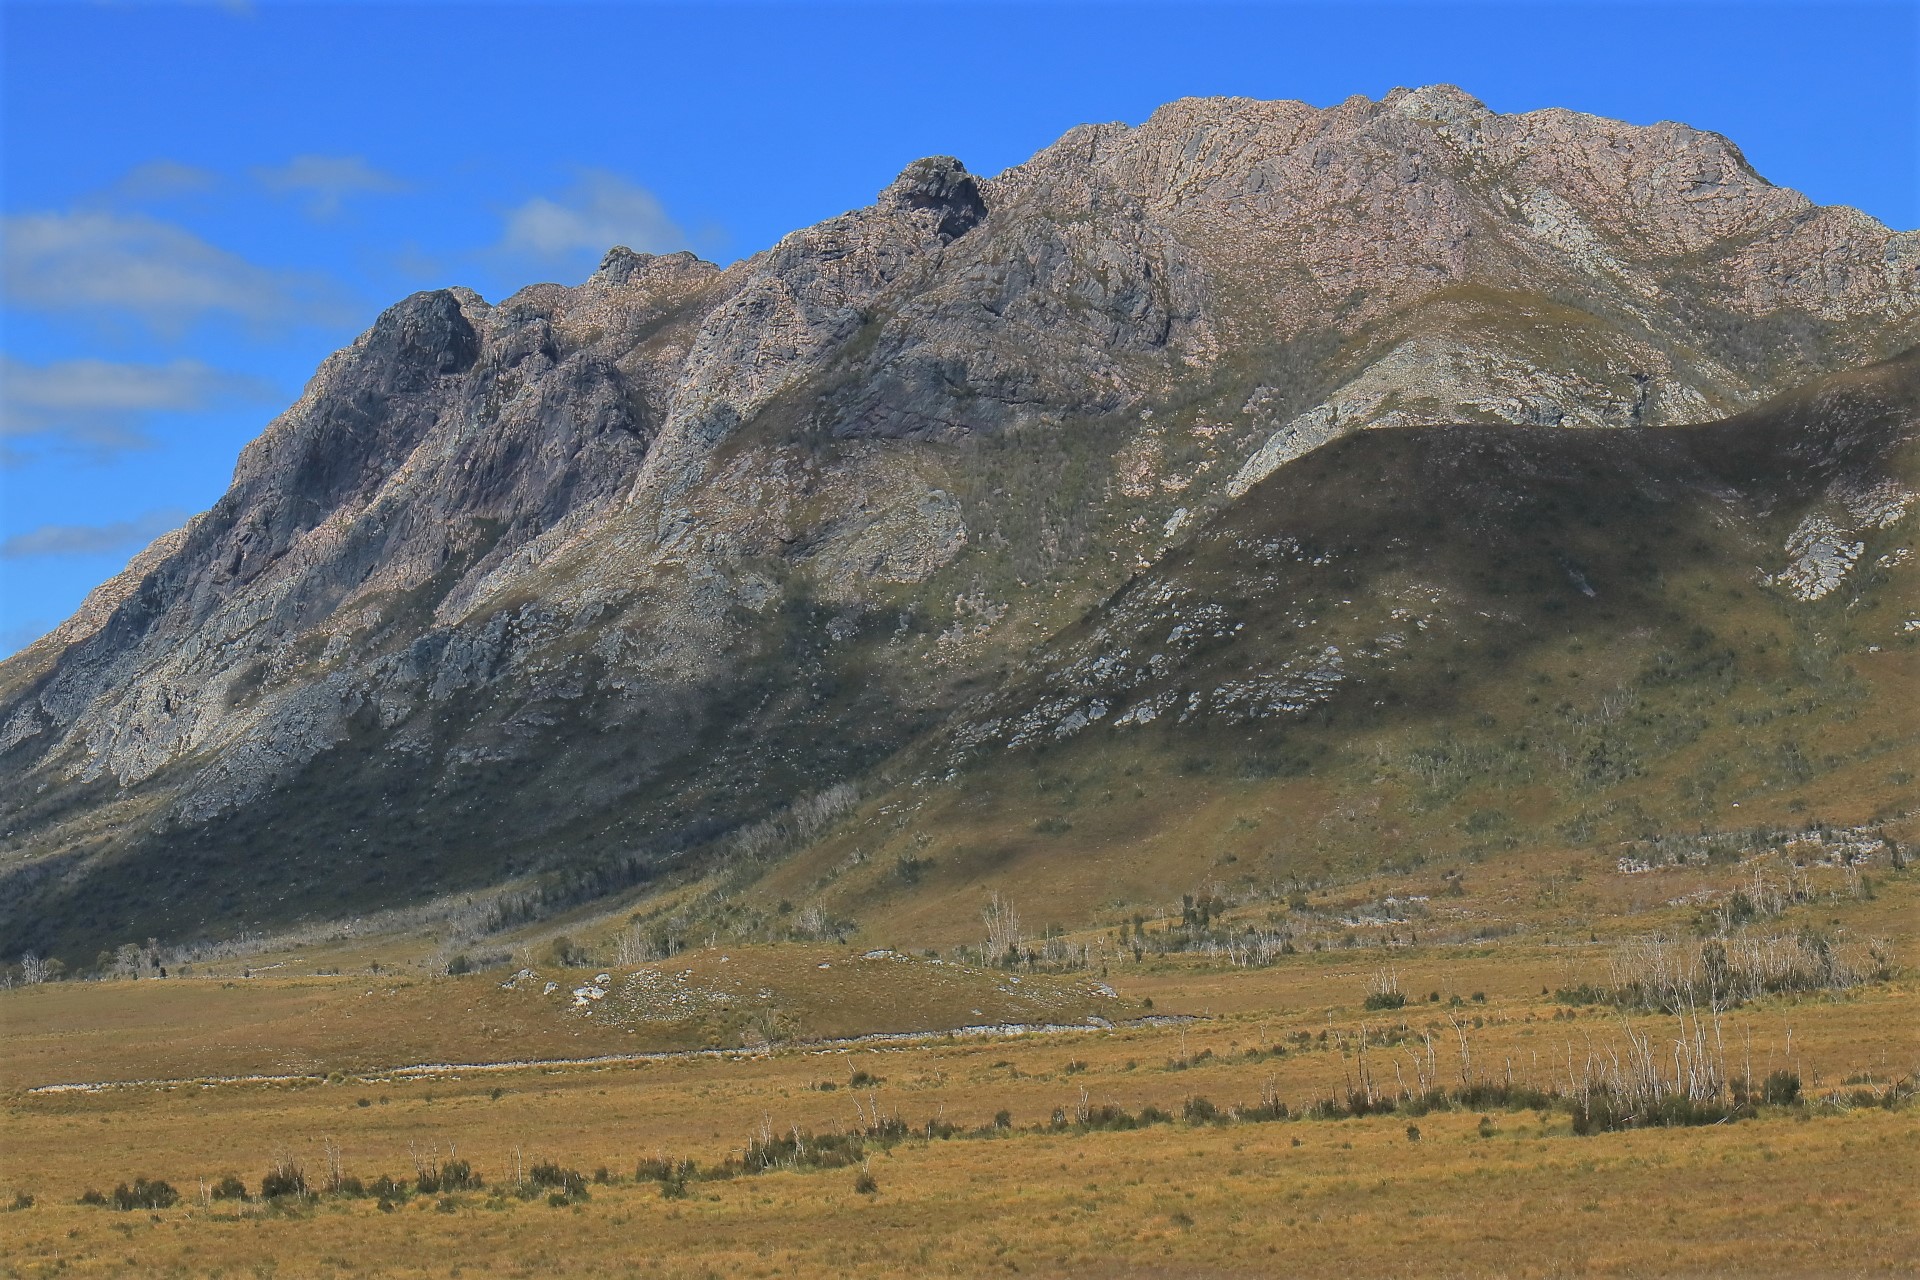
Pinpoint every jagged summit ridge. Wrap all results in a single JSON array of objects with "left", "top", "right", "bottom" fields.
[{"left": 1, "top": 88, "right": 1913, "bottom": 960}]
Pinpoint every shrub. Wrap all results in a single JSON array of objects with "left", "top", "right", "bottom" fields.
[
  {"left": 435, "top": 1159, "right": 480, "bottom": 1193},
  {"left": 110, "top": 1178, "right": 178, "bottom": 1210},
  {"left": 1362, "top": 991, "right": 1407, "bottom": 1011},
  {"left": 261, "top": 1162, "right": 306, "bottom": 1200},
  {"left": 210, "top": 1174, "right": 248, "bottom": 1202},
  {"left": 638, "top": 1155, "right": 697, "bottom": 1200},
  {"left": 367, "top": 1174, "right": 408, "bottom": 1202},
  {"left": 1743, "top": 1069, "right": 1801, "bottom": 1106},
  {"left": 992, "top": 1110, "right": 1012, "bottom": 1130},
  {"left": 1079, "top": 1104, "right": 1138, "bottom": 1131},
  {"left": 446, "top": 954, "right": 473, "bottom": 976},
  {"left": 528, "top": 1162, "right": 588, "bottom": 1203},
  {"left": 79, "top": 1189, "right": 107, "bottom": 1206},
  {"left": 853, "top": 1170, "right": 879, "bottom": 1195},
  {"left": 1405, "top": 1124, "right": 1421, "bottom": 1143},
  {"left": 1241, "top": 1091, "right": 1287, "bottom": 1123},
  {"left": 260, "top": 1171, "right": 303, "bottom": 1199},
  {"left": 1182, "top": 1096, "right": 1220, "bottom": 1125},
  {"left": 636, "top": 1156, "right": 695, "bottom": 1183},
  {"left": 9, "top": 1191, "right": 33, "bottom": 1210},
  {"left": 848, "top": 1069, "right": 882, "bottom": 1088}
]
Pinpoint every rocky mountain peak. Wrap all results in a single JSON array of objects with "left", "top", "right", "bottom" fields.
[
  {"left": 591, "top": 246, "right": 718, "bottom": 290},
  {"left": 881, "top": 155, "right": 988, "bottom": 241}
]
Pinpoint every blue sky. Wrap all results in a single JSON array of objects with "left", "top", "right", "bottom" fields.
[{"left": 2, "top": 0, "right": 1915, "bottom": 656}]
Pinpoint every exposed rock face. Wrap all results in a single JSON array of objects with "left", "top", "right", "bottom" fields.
[
  {"left": 2, "top": 88, "right": 1913, "bottom": 959},
  {"left": 969, "top": 347, "right": 1920, "bottom": 761}
]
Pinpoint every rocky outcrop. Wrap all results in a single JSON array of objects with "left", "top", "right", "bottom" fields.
[{"left": 2, "top": 88, "right": 1913, "bottom": 960}]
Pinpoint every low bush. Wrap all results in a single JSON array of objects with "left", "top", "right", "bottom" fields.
[
  {"left": 637, "top": 1155, "right": 696, "bottom": 1199},
  {"left": 1240, "top": 1093, "right": 1288, "bottom": 1123},
  {"left": 110, "top": 1178, "right": 179, "bottom": 1210},
  {"left": 367, "top": 1174, "right": 408, "bottom": 1202},
  {"left": 260, "top": 1163, "right": 306, "bottom": 1200},
  {"left": 1079, "top": 1104, "right": 1138, "bottom": 1131},
  {"left": 439, "top": 1159, "right": 482, "bottom": 1193},
  {"left": 1182, "top": 1096, "right": 1221, "bottom": 1125},
  {"left": 528, "top": 1162, "right": 588, "bottom": 1203}
]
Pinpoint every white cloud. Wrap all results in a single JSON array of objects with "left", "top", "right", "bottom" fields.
[
  {"left": 0, "top": 354, "right": 277, "bottom": 457},
  {"left": 254, "top": 154, "right": 406, "bottom": 217},
  {"left": 0, "top": 508, "right": 190, "bottom": 559},
  {"left": 1, "top": 208, "right": 344, "bottom": 331},
  {"left": 498, "top": 170, "right": 690, "bottom": 264}
]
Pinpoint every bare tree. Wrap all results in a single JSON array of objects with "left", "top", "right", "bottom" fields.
[{"left": 983, "top": 893, "right": 1021, "bottom": 960}]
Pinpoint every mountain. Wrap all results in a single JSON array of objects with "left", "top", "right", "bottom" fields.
[
  {"left": 754, "top": 347, "right": 1918, "bottom": 946},
  {"left": 3, "top": 86, "right": 1915, "bottom": 964}
]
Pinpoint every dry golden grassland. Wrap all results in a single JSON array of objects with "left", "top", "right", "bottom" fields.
[{"left": 4, "top": 873, "right": 1916, "bottom": 1279}]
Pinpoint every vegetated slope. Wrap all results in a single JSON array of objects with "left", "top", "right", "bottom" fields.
[
  {"left": 738, "top": 348, "right": 1920, "bottom": 944},
  {"left": 2, "top": 87, "right": 1915, "bottom": 964}
]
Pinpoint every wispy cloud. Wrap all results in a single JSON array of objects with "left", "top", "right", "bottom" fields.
[
  {"left": 1, "top": 208, "right": 346, "bottom": 331},
  {"left": 0, "top": 354, "right": 277, "bottom": 458},
  {"left": 254, "top": 154, "right": 406, "bottom": 218},
  {"left": 0, "top": 508, "right": 191, "bottom": 559},
  {"left": 113, "top": 160, "right": 220, "bottom": 202},
  {"left": 497, "top": 171, "right": 690, "bottom": 266}
]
